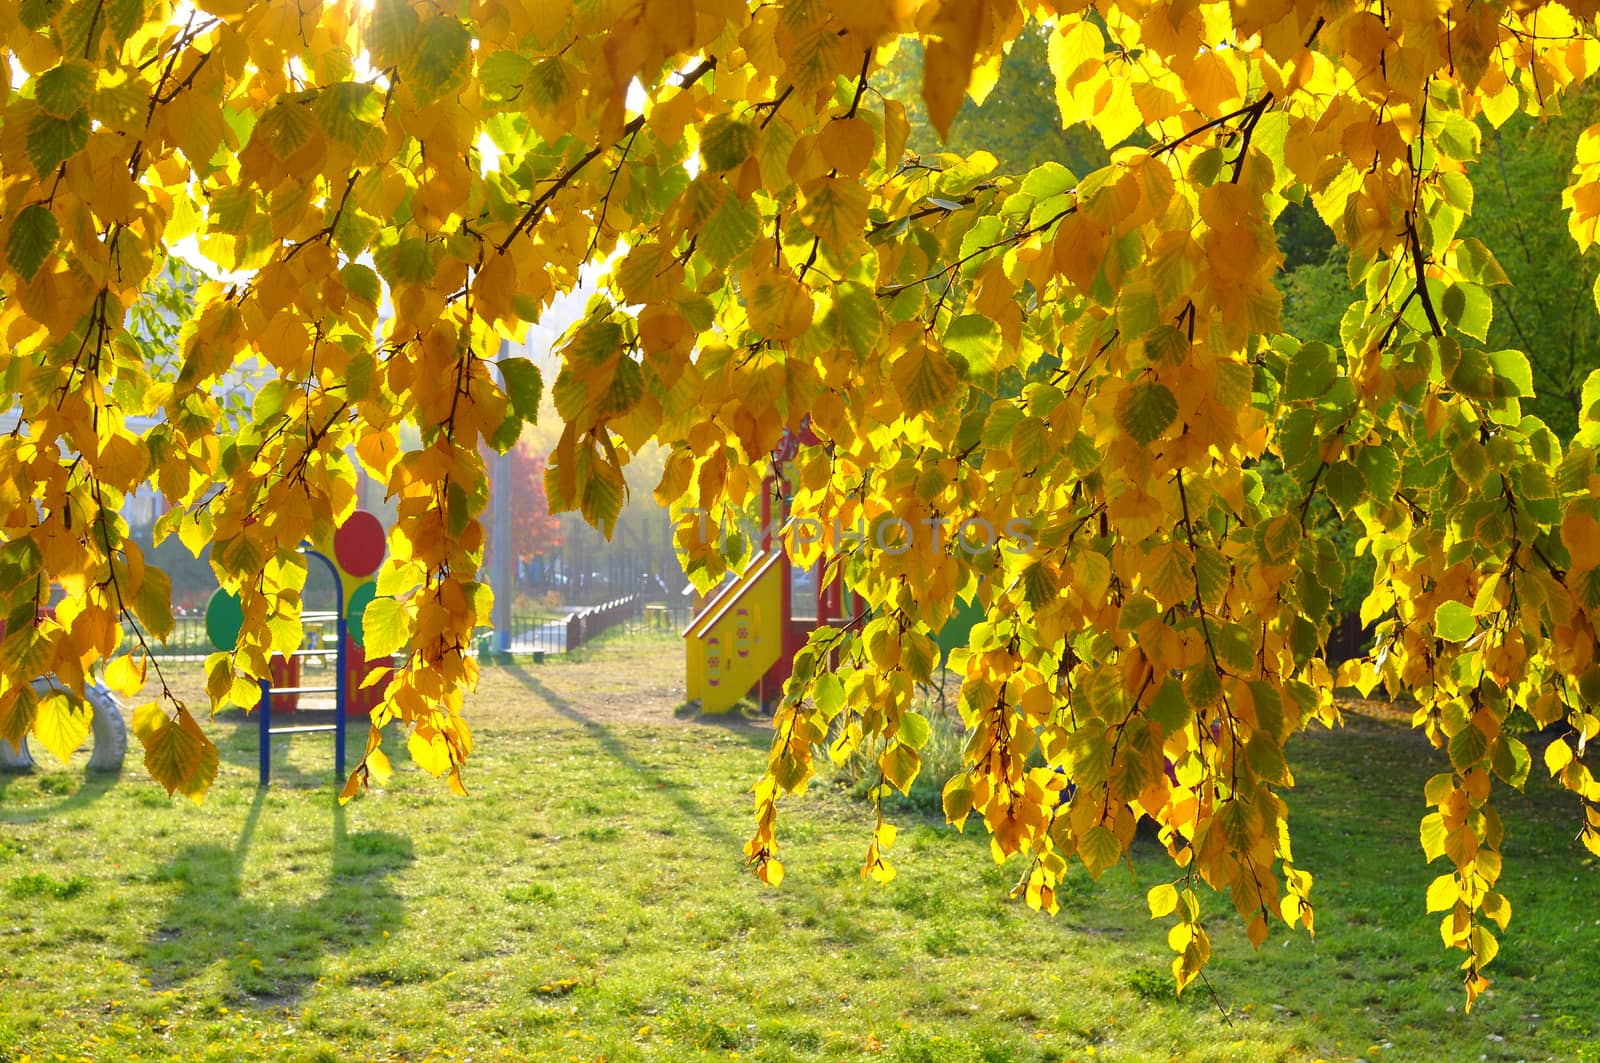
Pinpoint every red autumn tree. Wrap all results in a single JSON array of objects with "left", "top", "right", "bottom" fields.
[{"left": 486, "top": 441, "right": 563, "bottom": 564}]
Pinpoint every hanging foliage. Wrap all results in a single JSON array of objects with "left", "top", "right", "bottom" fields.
[{"left": 4, "top": 0, "right": 1600, "bottom": 1002}]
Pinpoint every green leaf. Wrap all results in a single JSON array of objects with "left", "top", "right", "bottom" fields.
[
  {"left": 813, "top": 672, "right": 845, "bottom": 721},
  {"left": 1215, "top": 622, "right": 1255, "bottom": 674},
  {"left": 1448, "top": 721, "right": 1489, "bottom": 772},
  {"left": 1255, "top": 514, "right": 1301, "bottom": 566},
  {"left": 366, "top": 0, "right": 420, "bottom": 67},
  {"left": 700, "top": 193, "right": 758, "bottom": 267},
  {"left": 253, "top": 98, "right": 316, "bottom": 160},
  {"left": 1489, "top": 736, "right": 1531, "bottom": 789},
  {"left": 897, "top": 711, "right": 932, "bottom": 750},
  {"left": 1216, "top": 798, "right": 1264, "bottom": 852},
  {"left": 596, "top": 357, "right": 643, "bottom": 419},
  {"left": 380, "top": 237, "right": 437, "bottom": 285},
  {"left": 134, "top": 565, "right": 174, "bottom": 642},
  {"left": 108, "top": 0, "right": 143, "bottom": 44},
  {"left": 879, "top": 741, "right": 920, "bottom": 795},
  {"left": 799, "top": 178, "right": 869, "bottom": 253},
  {"left": 1118, "top": 379, "right": 1177, "bottom": 445},
  {"left": 1487, "top": 349, "right": 1533, "bottom": 398},
  {"left": 1456, "top": 238, "right": 1508, "bottom": 286},
  {"left": 826, "top": 282, "right": 881, "bottom": 356},
  {"left": 1441, "top": 282, "right": 1491, "bottom": 343},
  {"left": 1439, "top": 172, "right": 1473, "bottom": 213},
  {"left": 361, "top": 596, "right": 409, "bottom": 657},
  {"left": 341, "top": 262, "right": 382, "bottom": 306},
  {"left": 943, "top": 315, "right": 1000, "bottom": 390},
  {"left": 942, "top": 774, "right": 973, "bottom": 828},
  {"left": 0, "top": 683, "right": 38, "bottom": 748},
  {"left": 903, "top": 630, "right": 936, "bottom": 682},
  {"left": 1285, "top": 341, "right": 1337, "bottom": 401},
  {"left": 527, "top": 58, "right": 571, "bottom": 111},
  {"left": 498, "top": 357, "right": 544, "bottom": 424},
  {"left": 1582, "top": 369, "right": 1600, "bottom": 424},
  {"left": 1245, "top": 734, "right": 1290, "bottom": 785},
  {"left": 479, "top": 50, "right": 531, "bottom": 102},
  {"left": 578, "top": 457, "right": 625, "bottom": 537},
  {"left": 1021, "top": 161, "right": 1076, "bottom": 200},
  {"left": 7, "top": 205, "right": 59, "bottom": 281},
  {"left": 1435, "top": 113, "right": 1480, "bottom": 160},
  {"left": 1183, "top": 661, "right": 1222, "bottom": 708},
  {"left": 1323, "top": 460, "right": 1365, "bottom": 513},
  {"left": 1021, "top": 560, "right": 1059, "bottom": 608},
  {"left": 27, "top": 108, "right": 89, "bottom": 174},
  {"left": 0, "top": 535, "right": 44, "bottom": 590},
  {"left": 892, "top": 345, "right": 960, "bottom": 414},
  {"left": 405, "top": 17, "right": 472, "bottom": 96},
  {"left": 314, "top": 82, "right": 381, "bottom": 153},
  {"left": 1080, "top": 824, "right": 1122, "bottom": 879},
  {"left": 1354, "top": 446, "right": 1400, "bottom": 502},
  {"left": 1146, "top": 677, "right": 1192, "bottom": 735},
  {"left": 19, "top": 0, "right": 60, "bottom": 30},
  {"left": 1115, "top": 284, "right": 1160, "bottom": 337},
  {"left": 34, "top": 60, "right": 92, "bottom": 117},
  {"left": 1434, "top": 600, "right": 1475, "bottom": 642},
  {"left": 566, "top": 317, "right": 623, "bottom": 367},
  {"left": 700, "top": 115, "right": 757, "bottom": 173}
]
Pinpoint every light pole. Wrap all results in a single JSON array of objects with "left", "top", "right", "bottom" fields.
[{"left": 492, "top": 339, "right": 515, "bottom": 655}]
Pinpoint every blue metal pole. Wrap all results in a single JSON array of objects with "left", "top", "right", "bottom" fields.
[
  {"left": 336, "top": 612, "right": 348, "bottom": 779},
  {"left": 258, "top": 678, "right": 271, "bottom": 787}
]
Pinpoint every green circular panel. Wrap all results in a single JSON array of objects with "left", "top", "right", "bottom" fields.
[
  {"left": 347, "top": 581, "right": 377, "bottom": 650},
  {"left": 205, "top": 588, "right": 243, "bottom": 652}
]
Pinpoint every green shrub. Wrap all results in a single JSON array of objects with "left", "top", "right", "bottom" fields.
[{"left": 826, "top": 683, "right": 967, "bottom": 816}]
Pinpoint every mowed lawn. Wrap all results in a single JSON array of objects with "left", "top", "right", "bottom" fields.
[{"left": 3, "top": 637, "right": 1599, "bottom": 1062}]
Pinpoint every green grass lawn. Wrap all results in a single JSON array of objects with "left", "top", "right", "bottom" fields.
[{"left": 3, "top": 638, "right": 1599, "bottom": 1062}]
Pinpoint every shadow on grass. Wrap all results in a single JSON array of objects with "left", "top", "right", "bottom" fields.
[
  {"left": 502, "top": 661, "right": 762, "bottom": 845},
  {"left": 0, "top": 766, "right": 122, "bottom": 824},
  {"left": 205, "top": 705, "right": 361, "bottom": 790},
  {"left": 141, "top": 793, "right": 412, "bottom": 1006}
]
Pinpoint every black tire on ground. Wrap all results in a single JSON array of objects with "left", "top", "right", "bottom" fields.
[{"left": 0, "top": 679, "right": 128, "bottom": 773}]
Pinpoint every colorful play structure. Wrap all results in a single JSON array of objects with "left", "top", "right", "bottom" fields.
[
  {"left": 682, "top": 428, "right": 993, "bottom": 714},
  {"left": 204, "top": 510, "right": 390, "bottom": 787},
  {"left": 684, "top": 427, "right": 848, "bottom": 714}
]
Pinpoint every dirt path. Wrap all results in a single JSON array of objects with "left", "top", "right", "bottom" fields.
[{"left": 469, "top": 637, "right": 774, "bottom": 734}]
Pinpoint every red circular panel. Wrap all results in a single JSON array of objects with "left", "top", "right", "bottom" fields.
[{"left": 334, "top": 510, "right": 386, "bottom": 578}]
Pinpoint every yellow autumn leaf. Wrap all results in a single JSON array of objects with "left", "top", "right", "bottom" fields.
[
  {"left": 32, "top": 690, "right": 92, "bottom": 765},
  {"left": 134, "top": 704, "right": 218, "bottom": 804}
]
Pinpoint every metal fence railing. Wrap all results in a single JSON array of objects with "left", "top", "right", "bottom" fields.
[
  {"left": 625, "top": 602, "right": 693, "bottom": 635},
  {"left": 499, "top": 612, "right": 572, "bottom": 655},
  {"left": 129, "top": 594, "right": 683, "bottom": 660},
  {"left": 563, "top": 595, "right": 643, "bottom": 652},
  {"left": 123, "top": 615, "right": 210, "bottom": 658}
]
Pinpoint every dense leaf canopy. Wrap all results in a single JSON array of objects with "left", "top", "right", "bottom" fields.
[{"left": 5, "top": 0, "right": 1600, "bottom": 1002}]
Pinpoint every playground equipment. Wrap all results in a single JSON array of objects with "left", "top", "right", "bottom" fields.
[
  {"left": 684, "top": 427, "right": 846, "bottom": 714},
  {"left": 0, "top": 678, "right": 127, "bottom": 773},
  {"left": 681, "top": 427, "right": 993, "bottom": 715},
  {"left": 204, "top": 510, "right": 389, "bottom": 787}
]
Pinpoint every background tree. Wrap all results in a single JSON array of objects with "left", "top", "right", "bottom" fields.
[
  {"left": 877, "top": 21, "right": 1108, "bottom": 177},
  {"left": 486, "top": 439, "right": 562, "bottom": 567}
]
